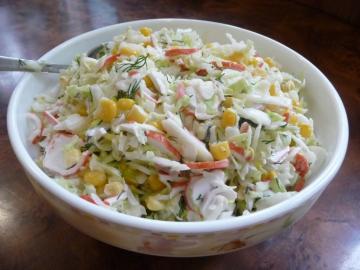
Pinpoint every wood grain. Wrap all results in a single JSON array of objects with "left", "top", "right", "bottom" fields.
[
  {"left": 0, "top": 1, "right": 359, "bottom": 269},
  {"left": 295, "top": 0, "right": 360, "bottom": 26}
]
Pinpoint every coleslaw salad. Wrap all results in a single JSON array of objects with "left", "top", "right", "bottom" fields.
[{"left": 27, "top": 27, "right": 326, "bottom": 221}]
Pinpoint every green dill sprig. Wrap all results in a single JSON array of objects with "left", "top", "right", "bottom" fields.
[
  {"left": 96, "top": 44, "right": 108, "bottom": 59},
  {"left": 261, "top": 139, "right": 275, "bottom": 144},
  {"left": 117, "top": 54, "right": 149, "bottom": 73},
  {"left": 128, "top": 79, "right": 141, "bottom": 98},
  {"left": 165, "top": 74, "right": 173, "bottom": 84},
  {"left": 215, "top": 71, "right": 225, "bottom": 82},
  {"left": 81, "top": 143, "right": 93, "bottom": 152},
  {"left": 203, "top": 125, "right": 212, "bottom": 147},
  {"left": 117, "top": 79, "right": 141, "bottom": 99},
  {"left": 177, "top": 196, "right": 186, "bottom": 218},
  {"left": 160, "top": 39, "right": 184, "bottom": 46},
  {"left": 172, "top": 39, "right": 185, "bottom": 44},
  {"left": 75, "top": 55, "right": 81, "bottom": 65},
  {"left": 196, "top": 194, "right": 204, "bottom": 202}
]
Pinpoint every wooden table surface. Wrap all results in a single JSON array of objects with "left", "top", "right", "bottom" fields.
[{"left": 1, "top": 1, "right": 359, "bottom": 269}]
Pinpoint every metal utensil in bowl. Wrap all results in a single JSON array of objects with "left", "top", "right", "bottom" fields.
[{"left": 0, "top": 43, "right": 107, "bottom": 73}]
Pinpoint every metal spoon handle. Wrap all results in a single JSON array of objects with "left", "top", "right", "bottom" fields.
[{"left": 0, "top": 56, "right": 68, "bottom": 73}]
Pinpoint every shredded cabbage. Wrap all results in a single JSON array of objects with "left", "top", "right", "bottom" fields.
[{"left": 29, "top": 27, "right": 325, "bottom": 221}]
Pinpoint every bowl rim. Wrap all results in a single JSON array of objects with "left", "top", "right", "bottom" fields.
[{"left": 7, "top": 18, "right": 349, "bottom": 234}]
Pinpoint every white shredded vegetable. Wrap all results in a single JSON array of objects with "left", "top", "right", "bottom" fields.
[{"left": 29, "top": 27, "right": 324, "bottom": 221}]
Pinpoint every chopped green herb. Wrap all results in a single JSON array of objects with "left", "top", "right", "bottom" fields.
[
  {"left": 165, "top": 74, "right": 172, "bottom": 84},
  {"left": 117, "top": 54, "right": 149, "bottom": 73},
  {"left": 235, "top": 199, "right": 247, "bottom": 216},
  {"left": 117, "top": 79, "right": 141, "bottom": 99},
  {"left": 167, "top": 135, "right": 177, "bottom": 142},
  {"left": 178, "top": 196, "right": 186, "bottom": 218},
  {"left": 196, "top": 194, "right": 203, "bottom": 201},
  {"left": 96, "top": 44, "right": 108, "bottom": 59},
  {"left": 215, "top": 71, "right": 225, "bottom": 82},
  {"left": 75, "top": 56, "right": 81, "bottom": 65},
  {"left": 261, "top": 139, "right": 275, "bottom": 144},
  {"left": 203, "top": 125, "right": 212, "bottom": 147},
  {"left": 81, "top": 143, "right": 93, "bottom": 151}
]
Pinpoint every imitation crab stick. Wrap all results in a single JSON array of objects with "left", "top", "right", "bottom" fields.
[
  {"left": 165, "top": 48, "right": 199, "bottom": 57},
  {"left": 101, "top": 53, "right": 121, "bottom": 69},
  {"left": 212, "top": 61, "right": 246, "bottom": 72},
  {"left": 145, "top": 130, "right": 181, "bottom": 161},
  {"left": 185, "top": 159, "right": 229, "bottom": 170},
  {"left": 293, "top": 153, "right": 309, "bottom": 177}
]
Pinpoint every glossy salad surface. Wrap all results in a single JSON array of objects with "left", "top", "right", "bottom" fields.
[{"left": 27, "top": 27, "right": 324, "bottom": 221}]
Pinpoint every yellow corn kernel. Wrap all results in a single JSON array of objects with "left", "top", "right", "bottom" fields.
[
  {"left": 148, "top": 174, "right": 166, "bottom": 192},
  {"left": 289, "top": 114, "right": 298, "bottom": 125},
  {"left": 299, "top": 124, "right": 312, "bottom": 138},
  {"left": 121, "top": 168, "right": 138, "bottom": 185},
  {"left": 97, "top": 97, "right": 117, "bottom": 122},
  {"left": 139, "top": 27, "right": 152, "bottom": 37},
  {"left": 120, "top": 47, "right": 138, "bottom": 57},
  {"left": 78, "top": 168, "right": 87, "bottom": 178},
  {"left": 126, "top": 104, "right": 148, "bottom": 123},
  {"left": 292, "top": 100, "right": 300, "bottom": 107},
  {"left": 117, "top": 98, "right": 135, "bottom": 112},
  {"left": 269, "top": 84, "right": 277, "bottom": 96},
  {"left": 143, "top": 75, "right": 155, "bottom": 91},
  {"left": 119, "top": 161, "right": 127, "bottom": 172},
  {"left": 221, "top": 109, "right": 237, "bottom": 128},
  {"left": 96, "top": 185, "right": 105, "bottom": 195},
  {"left": 83, "top": 170, "right": 107, "bottom": 187},
  {"left": 223, "top": 97, "right": 233, "bottom": 108},
  {"left": 281, "top": 80, "right": 295, "bottom": 92},
  {"left": 64, "top": 148, "right": 81, "bottom": 167},
  {"left": 262, "top": 170, "right": 277, "bottom": 181},
  {"left": 143, "top": 40, "right": 153, "bottom": 47},
  {"left": 252, "top": 68, "right": 267, "bottom": 77},
  {"left": 104, "top": 182, "right": 123, "bottom": 196},
  {"left": 145, "top": 196, "right": 165, "bottom": 211},
  {"left": 227, "top": 51, "right": 244, "bottom": 62},
  {"left": 246, "top": 57, "right": 258, "bottom": 66},
  {"left": 149, "top": 120, "right": 163, "bottom": 131},
  {"left": 210, "top": 141, "right": 231, "bottom": 160},
  {"left": 75, "top": 103, "right": 87, "bottom": 116},
  {"left": 104, "top": 133, "right": 114, "bottom": 141},
  {"left": 264, "top": 57, "right": 276, "bottom": 68},
  {"left": 111, "top": 43, "right": 120, "bottom": 55}
]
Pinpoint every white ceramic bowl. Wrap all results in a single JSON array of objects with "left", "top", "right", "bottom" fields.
[{"left": 7, "top": 19, "right": 348, "bottom": 257}]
